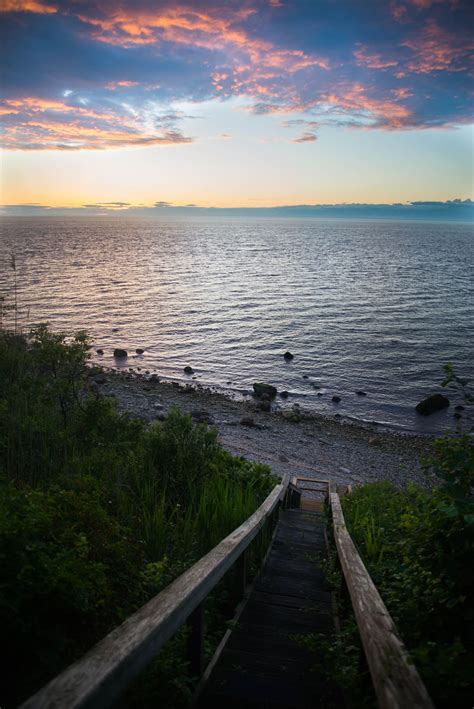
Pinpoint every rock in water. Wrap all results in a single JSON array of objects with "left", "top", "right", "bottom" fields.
[
  {"left": 283, "top": 351, "right": 294, "bottom": 361},
  {"left": 415, "top": 394, "right": 450, "bottom": 415},
  {"left": 113, "top": 348, "right": 128, "bottom": 358},
  {"left": 355, "top": 390, "right": 367, "bottom": 396},
  {"left": 136, "top": 348, "right": 145, "bottom": 354},
  {"left": 332, "top": 395, "right": 341, "bottom": 403},
  {"left": 184, "top": 366, "right": 194, "bottom": 375},
  {"left": 280, "top": 390, "right": 289, "bottom": 399},
  {"left": 253, "top": 382, "right": 277, "bottom": 398},
  {"left": 96, "top": 348, "right": 104, "bottom": 355}
]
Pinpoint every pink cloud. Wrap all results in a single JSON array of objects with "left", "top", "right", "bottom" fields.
[
  {"left": 354, "top": 46, "right": 399, "bottom": 69},
  {"left": 292, "top": 131, "right": 318, "bottom": 143},
  {"left": 402, "top": 19, "right": 474, "bottom": 73},
  {"left": 320, "top": 82, "right": 413, "bottom": 129},
  {"left": 0, "top": 96, "right": 193, "bottom": 150}
]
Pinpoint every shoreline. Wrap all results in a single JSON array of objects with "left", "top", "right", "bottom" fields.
[{"left": 92, "top": 368, "right": 438, "bottom": 489}]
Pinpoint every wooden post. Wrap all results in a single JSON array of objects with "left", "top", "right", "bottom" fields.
[
  {"left": 187, "top": 602, "right": 205, "bottom": 678},
  {"left": 235, "top": 550, "right": 247, "bottom": 604}
]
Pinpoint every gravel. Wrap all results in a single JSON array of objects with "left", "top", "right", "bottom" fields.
[{"left": 96, "top": 370, "right": 436, "bottom": 489}]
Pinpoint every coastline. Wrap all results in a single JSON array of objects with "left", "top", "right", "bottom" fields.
[{"left": 93, "top": 368, "right": 437, "bottom": 489}]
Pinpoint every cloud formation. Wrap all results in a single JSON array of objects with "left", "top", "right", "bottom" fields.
[{"left": 1, "top": 0, "right": 472, "bottom": 150}]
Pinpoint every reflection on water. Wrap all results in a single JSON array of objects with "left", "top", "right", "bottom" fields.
[{"left": 1, "top": 216, "right": 473, "bottom": 433}]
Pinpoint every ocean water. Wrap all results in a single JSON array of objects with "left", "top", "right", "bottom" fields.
[{"left": 1, "top": 216, "right": 473, "bottom": 433}]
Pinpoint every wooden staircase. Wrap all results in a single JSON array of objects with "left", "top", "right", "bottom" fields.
[{"left": 200, "top": 508, "right": 334, "bottom": 708}]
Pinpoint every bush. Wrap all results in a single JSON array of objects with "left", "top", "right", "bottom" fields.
[
  {"left": 0, "top": 481, "right": 144, "bottom": 705},
  {"left": 0, "top": 327, "right": 277, "bottom": 706}
]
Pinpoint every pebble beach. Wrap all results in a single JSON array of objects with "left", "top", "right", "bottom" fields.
[{"left": 93, "top": 369, "right": 437, "bottom": 489}]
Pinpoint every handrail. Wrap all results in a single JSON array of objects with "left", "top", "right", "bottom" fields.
[
  {"left": 21, "top": 474, "right": 291, "bottom": 709},
  {"left": 330, "top": 492, "right": 434, "bottom": 709}
]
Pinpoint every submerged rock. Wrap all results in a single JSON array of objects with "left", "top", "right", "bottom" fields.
[
  {"left": 113, "top": 348, "right": 128, "bottom": 359},
  {"left": 355, "top": 390, "right": 367, "bottom": 397},
  {"left": 454, "top": 404, "right": 465, "bottom": 411},
  {"left": 415, "top": 393, "right": 450, "bottom": 416},
  {"left": 283, "top": 351, "right": 294, "bottom": 361},
  {"left": 136, "top": 348, "right": 145, "bottom": 355},
  {"left": 184, "top": 366, "right": 194, "bottom": 375},
  {"left": 280, "top": 390, "right": 289, "bottom": 399},
  {"left": 332, "top": 395, "right": 341, "bottom": 403},
  {"left": 253, "top": 383, "right": 277, "bottom": 398},
  {"left": 96, "top": 348, "right": 104, "bottom": 355},
  {"left": 257, "top": 400, "right": 271, "bottom": 412}
]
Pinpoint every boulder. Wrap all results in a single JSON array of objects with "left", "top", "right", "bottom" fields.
[
  {"left": 113, "top": 348, "right": 128, "bottom": 358},
  {"left": 282, "top": 410, "right": 301, "bottom": 423},
  {"left": 96, "top": 349, "right": 104, "bottom": 355},
  {"left": 355, "top": 390, "right": 367, "bottom": 397},
  {"left": 280, "top": 390, "right": 289, "bottom": 399},
  {"left": 415, "top": 394, "right": 450, "bottom": 416},
  {"left": 283, "top": 351, "right": 294, "bottom": 361},
  {"left": 184, "top": 366, "right": 194, "bottom": 375},
  {"left": 136, "top": 348, "right": 145, "bottom": 355},
  {"left": 253, "top": 383, "right": 277, "bottom": 398},
  {"left": 332, "top": 395, "right": 341, "bottom": 403}
]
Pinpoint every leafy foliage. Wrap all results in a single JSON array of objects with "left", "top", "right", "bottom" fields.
[{"left": 0, "top": 326, "right": 276, "bottom": 707}]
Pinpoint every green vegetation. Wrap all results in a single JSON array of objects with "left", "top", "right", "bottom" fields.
[
  {"left": 312, "top": 429, "right": 474, "bottom": 708},
  {"left": 0, "top": 326, "right": 276, "bottom": 707}
]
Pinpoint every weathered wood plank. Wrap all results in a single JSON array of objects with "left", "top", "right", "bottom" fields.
[
  {"left": 21, "top": 476, "right": 290, "bottom": 709},
  {"left": 330, "top": 492, "right": 434, "bottom": 709},
  {"left": 201, "top": 508, "right": 334, "bottom": 707}
]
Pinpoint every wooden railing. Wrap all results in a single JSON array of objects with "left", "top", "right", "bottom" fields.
[
  {"left": 21, "top": 474, "right": 292, "bottom": 709},
  {"left": 329, "top": 487, "right": 434, "bottom": 709},
  {"left": 290, "top": 475, "right": 433, "bottom": 707}
]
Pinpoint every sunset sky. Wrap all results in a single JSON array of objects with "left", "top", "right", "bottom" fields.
[{"left": 1, "top": 0, "right": 473, "bottom": 210}]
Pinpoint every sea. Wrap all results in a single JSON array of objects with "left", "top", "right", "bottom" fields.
[{"left": 1, "top": 216, "right": 473, "bottom": 434}]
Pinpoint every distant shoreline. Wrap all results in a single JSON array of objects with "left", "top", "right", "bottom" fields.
[{"left": 2, "top": 200, "right": 473, "bottom": 221}]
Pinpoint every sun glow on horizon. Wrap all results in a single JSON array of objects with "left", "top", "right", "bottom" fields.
[{"left": 1, "top": 1, "right": 473, "bottom": 209}]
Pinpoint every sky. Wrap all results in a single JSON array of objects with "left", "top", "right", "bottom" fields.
[{"left": 0, "top": 0, "right": 473, "bottom": 212}]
